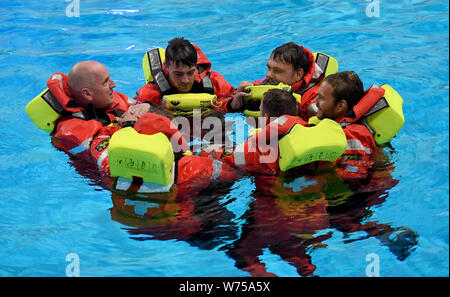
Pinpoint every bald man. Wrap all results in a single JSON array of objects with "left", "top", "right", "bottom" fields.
[
  {"left": 49, "top": 61, "right": 135, "bottom": 170},
  {"left": 67, "top": 61, "right": 117, "bottom": 109}
]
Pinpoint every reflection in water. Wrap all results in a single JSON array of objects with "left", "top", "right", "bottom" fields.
[
  {"left": 69, "top": 145, "right": 419, "bottom": 277},
  {"left": 111, "top": 180, "right": 241, "bottom": 250}
]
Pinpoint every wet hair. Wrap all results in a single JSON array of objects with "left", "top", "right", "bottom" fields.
[
  {"left": 323, "top": 71, "right": 365, "bottom": 110},
  {"left": 165, "top": 37, "right": 198, "bottom": 68},
  {"left": 271, "top": 42, "right": 309, "bottom": 73},
  {"left": 262, "top": 88, "right": 298, "bottom": 117}
]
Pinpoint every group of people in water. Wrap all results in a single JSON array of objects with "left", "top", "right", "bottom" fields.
[
  {"left": 30, "top": 37, "right": 400, "bottom": 189},
  {"left": 26, "top": 37, "right": 417, "bottom": 277}
]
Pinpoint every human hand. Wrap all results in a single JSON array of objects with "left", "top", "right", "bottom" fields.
[
  {"left": 230, "top": 81, "right": 253, "bottom": 110},
  {"left": 117, "top": 103, "right": 151, "bottom": 126},
  {"left": 126, "top": 103, "right": 151, "bottom": 118},
  {"left": 117, "top": 112, "right": 139, "bottom": 126}
]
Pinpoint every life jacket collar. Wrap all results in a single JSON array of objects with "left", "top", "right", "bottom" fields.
[
  {"left": 291, "top": 46, "right": 323, "bottom": 93},
  {"left": 341, "top": 84, "right": 386, "bottom": 124},
  {"left": 150, "top": 43, "right": 215, "bottom": 96},
  {"left": 46, "top": 72, "right": 121, "bottom": 123}
]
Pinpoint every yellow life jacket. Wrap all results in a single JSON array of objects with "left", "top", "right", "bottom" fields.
[
  {"left": 278, "top": 118, "right": 347, "bottom": 172},
  {"left": 143, "top": 48, "right": 167, "bottom": 85},
  {"left": 339, "top": 84, "right": 405, "bottom": 146},
  {"left": 242, "top": 52, "right": 338, "bottom": 117},
  {"left": 312, "top": 52, "right": 338, "bottom": 78},
  {"left": 365, "top": 84, "right": 405, "bottom": 145},
  {"left": 108, "top": 127, "right": 175, "bottom": 190},
  {"left": 242, "top": 83, "right": 302, "bottom": 118},
  {"left": 26, "top": 89, "right": 64, "bottom": 133},
  {"left": 162, "top": 93, "right": 217, "bottom": 112},
  {"left": 26, "top": 88, "right": 123, "bottom": 133},
  {"left": 142, "top": 47, "right": 214, "bottom": 96}
]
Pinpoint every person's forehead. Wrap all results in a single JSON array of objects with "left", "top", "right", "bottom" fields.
[
  {"left": 268, "top": 55, "right": 292, "bottom": 69},
  {"left": 91, "top": 64, "right": 109, "bottom": 79},
  {"left": 169, "top": 62, "right": 196, "bottom": 72},
  {"left": 319, "top": 81, "right": 333, "bottom": 96}
]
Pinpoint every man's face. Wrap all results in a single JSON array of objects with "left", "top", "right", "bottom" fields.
[
  {"left": 316, "top": 81, "right": 342, "bottom": 120},
  {"left": 266, "top": 55, "right": 303, "bottom": 86},
  {"left": 167, "top": 62, "right": 197, "bottom": 93},
  {"left": 88, "top": 64, "right": 116, "bottom": 109}
]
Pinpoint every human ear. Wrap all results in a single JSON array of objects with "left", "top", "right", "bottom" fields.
[
  {"left": 81, "top": 88, "right": 93, "bottom": 103},
  {"left": 295, "top": 68, "right": 305, "bottom": 81},
  {"left": 337, "top": 99, "right": 348, "bottom": 114},
  {"left": 265, "top": 114, "right": 271, "bottom": 126}
]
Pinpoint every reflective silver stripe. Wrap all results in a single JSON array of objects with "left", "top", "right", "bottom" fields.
[
  {"left": 345, "top": 165, "right": 359, "bottom": 173},
  {"left": 201, "top": 76, "right": 214, "bottom": 92},
  {"left": 127, "top": 96, "right": 136, "bottom": 105},
  {"left": 306, "top": 102, "right": 318, "bottom": 115},
  {"left": 233, "top": 142, "right": 246, "bottom": 166},
  {"left": 346, "top": 139, "right": 371, "bottom": 154},
  {"left": 71, "top": 111, "right": 87, "bottom": 120},
  {"left": 97, "top": 148, "right": 108, "bottom": 168},
  {"left": 314, "top": 53, "right": 328, "bottom": 75},
  {"left": 154, "top": 71, "right": 171, "bottom": 93},
  {"left": 273, "top": 116, "right": 288, "bottom": 126},
  {"left": 137, "top": 163, "right": 175, "bottom": 193},
  {"left": 51, "top": 74, "right": 64, "bottom": 90},
  {"left": 115, "top": 177, "right": 132, "bottom": 191},
  {"left": 211, "top": 159, "right": 223, "bottom": 180},
  {"left": 148, "top": 49, "right": 162, "bottom": 73},
  {"left": 68, "top": 137, "right": 92, "bottom": 155}
]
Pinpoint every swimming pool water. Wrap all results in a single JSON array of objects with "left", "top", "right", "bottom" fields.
[{"left": 0, "top": 0, "right": 448, "bottom": 277}]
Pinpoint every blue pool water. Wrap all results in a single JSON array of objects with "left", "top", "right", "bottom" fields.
[{"left": 0, "top": 0, "right": 448, "bottom": 277}]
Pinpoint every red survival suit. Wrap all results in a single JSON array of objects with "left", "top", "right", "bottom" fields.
[
  {"left": 90, "top": 112, "right": 240, "bottom": 191},
  {"left": 222, "top": 115, "right": 309, "bottom": 176},
  {"left": 49, "top": 72, "right": 132, "bottom": 169},
  {"left": 246, "top": 45, "right": 325, "bottom": 120},
  {"left": 135, "top": 44, "right": 235, "bottom": 113},
  {"left": 334, "top": 85, "right": 386, "bottom": 180},
  {"left": 223, "top": 82, "right": 383, "bottom": 180}
]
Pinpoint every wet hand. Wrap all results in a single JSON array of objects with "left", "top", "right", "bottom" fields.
[
  {"left": 231, "top": 81, "right": 253, "bottom": 110},
  {"left": 126, "top": 103, "right": 151, "bottom": 118}
]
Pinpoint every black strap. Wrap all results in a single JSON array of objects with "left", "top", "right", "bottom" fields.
[
  {"left": 298, "top": 82, "right": 317, "bottom": 96},
  {"left": 148, "top": 48, "right": 163, "bottom": 78},
  {"left": 340, "top": 97, "right": 389, "bottom": 137},
  {"left": 154, "top": 71, "right": 173, "bottom": 94},
  {"left": 296, "top": 53, "right": 330, "bottom": 96},
  {"left": 147, "top": 48, "right": 173, "bottom": 94},
  {"left": 42, "top": 90, "right": 65, "bottom": 114},
  {"left": 121, "top": 121, "right": 136, "bottom": 128},
  {"left": 364, "top": 96, "right": 389, "bottom": 117},
  {"left": 110, "top": 108, "right": 123, "bottom": 118},
  {"left": 147, "top": 48, "right": 215, "bottom": 95}
]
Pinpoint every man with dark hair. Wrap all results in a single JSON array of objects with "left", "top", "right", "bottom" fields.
[
  {"left": 266, "top": 42, "right": 310, "bottom": 86},
  {"left": 260, "top": 88, "right": 298, "bottom": 119},
  {"left": 315, "top": 71, "right": 382, "bottom": 179},
  {"left": 135, "top": 37, "right": 235, "bottom": 113},
  {"left": 315, "top": 71, "right": 365, "bottom": 121},
  {"left": 229, "top": 42, "right": 325, "bottom": 119},
  {"left": 222, "top": 89, "right": 308, "bottom": 175}
]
